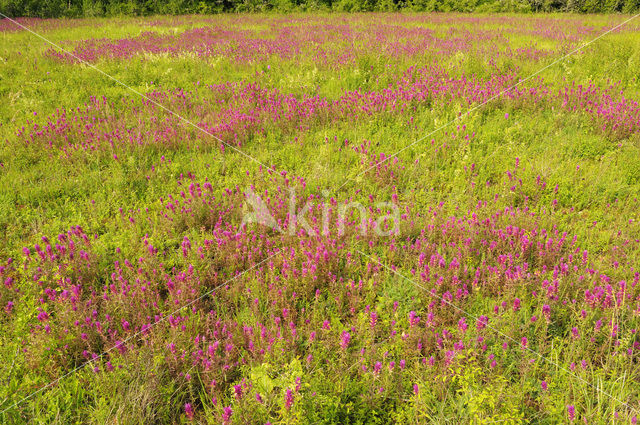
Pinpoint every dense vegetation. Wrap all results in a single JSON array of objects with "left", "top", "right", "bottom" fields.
[
  {"left": 1, "top": 12, "right": 640, "bottom": 424},
  {"left": 1, "top": 0, "right": 640, "bottom": 17}
]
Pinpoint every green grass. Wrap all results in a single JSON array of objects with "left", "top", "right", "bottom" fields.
[{"left": 1, "top": 12, "right": 640, "bottom": 425}]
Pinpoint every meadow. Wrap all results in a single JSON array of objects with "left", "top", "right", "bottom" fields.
[{"left": 1, "top": 12, "right": 640, "bottom": 424}]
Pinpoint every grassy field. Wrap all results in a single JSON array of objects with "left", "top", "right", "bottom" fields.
[{"left": 1, "top": 12, "right": 640, "bottom": 424}]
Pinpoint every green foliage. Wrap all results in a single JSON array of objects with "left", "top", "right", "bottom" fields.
[{"left": 1, "top": 0, "right": 638, "bottom": 16}]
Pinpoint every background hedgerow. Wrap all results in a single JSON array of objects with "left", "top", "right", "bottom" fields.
[{"left": 1, "top": 0, "right": 640, "bottom": 17}]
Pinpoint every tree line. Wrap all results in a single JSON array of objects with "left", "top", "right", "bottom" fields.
[{"left": 1, "top": 0, "right": 638, "bottom": 19}]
